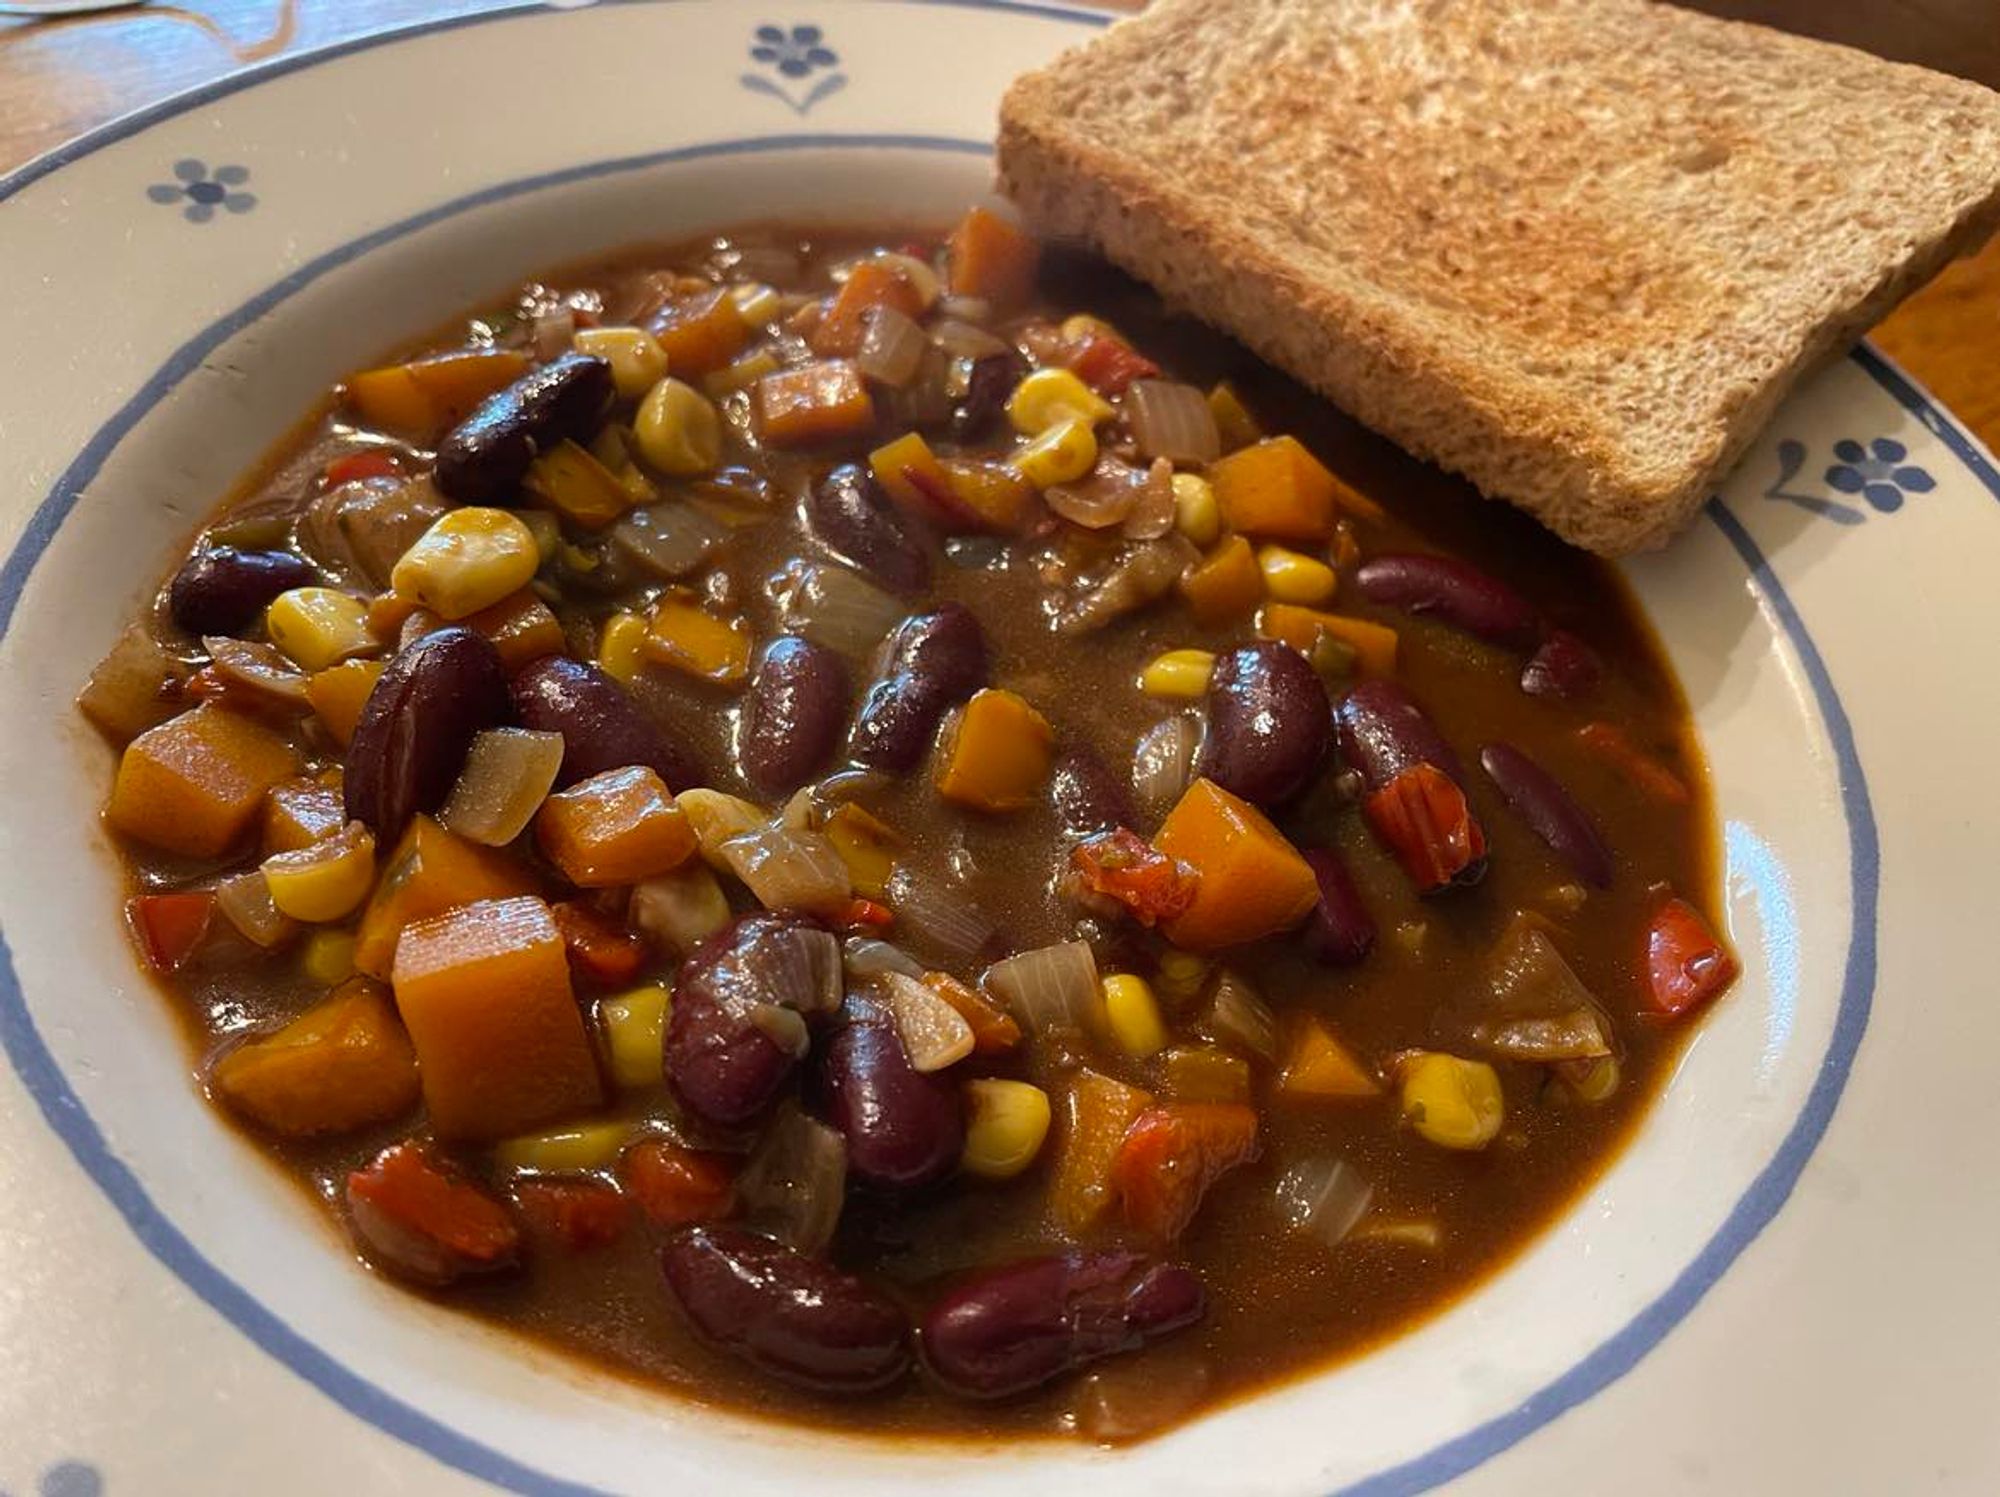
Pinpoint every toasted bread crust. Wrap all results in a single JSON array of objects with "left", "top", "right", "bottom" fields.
[{"left": 998, "top": 0, "right": 2000, "bottom": 554}]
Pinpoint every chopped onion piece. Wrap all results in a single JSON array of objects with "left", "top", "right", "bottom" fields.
[
  {"left": 1465, "top": 916, "right": 1615, "bottom": 1061},
  {"left": 983, "top": 940, "right": 1098, "bottom": 1036},
  {"left": 875, "top": 971, "right": 976, "bottom": 1072},
  {"left": 887, "top": 865, "right": 1000, "bottom": 964},
  {"left": 738, "top": 1103, "right": 847, "bottom": 1256},
  {"left": 774, "top": 562, "right": 906, "bottom": 656},
  {"left": 1350, "top": 1218, "right": 1443, "bottom": 1251},
  {"left": 930, "top": 316, "right": 1012, "bottom": 360},
  {"left": 747, "top": 1002, "right": 812, "bottom": 1059},
  {"left": 629, "top": 864, "right": 732, "bottom": 954},
  {"left": 719, "top": 825, "right": 853, "bottom": 915},
  {"left": 855, "top": 305, "right": 927, "bottom": 388},
  {"left": 611, "top": 502, "right": 727, "bottom": 579},
  {"left": 202, "top": 636, "right": 310, "bottom": 707},
  {"left": 1126, "top": 379, "right": 1221, "bottom": 465},
  {"left": 1058, "top": 536, "right": 1194, "bottom": 635},
  {"left": 1133, "top": 715, "right": 1200, "bottom": 822},
  {"left": 440, "top": 728, "right": 565, "bottom": 846},
  {"left": 1121, "top": 460, "right": 1177, "bottom": 541},
  {"left": 844, "top": 936, "right": 926, "bottom": 980},
  {"left": 700, "top": 916, "right": 843, "bottom": 1025},
  {"left": 213, "top": 871, "right": 292, "bottom": 949},
  {"left": 1202, "top": 969, "right": 1278, "bottom": 1061},
  {"left": 1046, "top": 458, "right": 1148, "bottom": 530},
  {"left": 873, "top": 251, "right": 940, "bottom": 310},
  {"left": 1277, "top": 1157, "right": 1374, "bottom": 1249},
  {"left": 532, "top": 308, "right": 576, "bottom": 360}
]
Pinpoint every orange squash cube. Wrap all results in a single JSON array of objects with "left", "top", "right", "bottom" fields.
[
  {"left": 756, "top": 361, "right": 876, "bottom": 448},
  {"left": 936, "top": 689, "right": 1055, "bottom": 812},
  {"left": 1210, "top": 436, "right": 1345, "bottom": 541},
  {"left": 869, "top": 431, "right": 956, "bottom": 515},
  {"left": 1257, "top": 604, "right": 1399, "bottom": 676},
  {"left": 1278, "top": 1016, "right": 1381, "bottom": 1099},
  {"left": 305, "top": 659, "right": 384, "bottom": 746},
  {"left": 106, "top": 704, "right": 297, "bottom": 857},
  {"left": 211, "top": 979, "right": 421, "bottom": 1137},
  {"left": 345, "top": 349, "right": 530, "bottom": 437},
  {"left": 354, "top": 815, "right": 537, "bottom": 978},
  {"left": 1179, "top": 534, "right": 1264, "bottom": 625},
  {"left": 536, "top": 767, "right": 696, "bottom": 887},
  {"left": 946, "top": 207, "right": 1039, "bottom": 308},
  {"left": 642, "top": 592, "right": 751, "bottom": 685},
  {"left": 1153, "top": 778, "right": 1319, "bottom": 951},
  {"left": 391, "top": 895, "right": 604, "bottom": 1140},
  {"left": 942, "top": 458, "right": 1036, "bottom": 531},
  {"left": 463, "top": 589, "right": 565, "bottom": 671},
  {"left": 263, "top": 778, "right": 348, "bottom": 854},
  {"left": 650, "top": 287, "right": 749, "bottom": 377},
  {"left": 812, "top": 260, "right": 926, "bottom": 358}
]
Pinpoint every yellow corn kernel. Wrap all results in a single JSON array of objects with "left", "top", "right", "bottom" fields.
[
  {"left": 1011, "top": 419, "right": 1098, "bottom": 490},
  {"left": 703, "top": 348, "right": 780, "bottom": 397},
  {"left": 961, "top": 1078, "right": 1053, "bottom": 1179},
  {"left": 674, "top": 788, "right": 768, "bottom": 868},
  {"left": 1172, "top": 473, "right": 1221, "bottom": 547},
  {"left": 1154, "top": 949, "right": 1213, "bottom": 1008},
  {"left": 299, "top": 928, "right": 357, "bottom": 986},
  {"left": 634, "top": 376, "right": 722, "bottom": 476},
  {"left": 642, "top": 592, "right": 751, "bottom": 685},
  {"left": 1101, "top": 974, "right": 1168, "bottom": 1057},
  {"left": 265, "top": 588, "right": 375, "bottom": 672},
  {"left": 493, "top": 1119, "right": 633, "bottom": 1174},
  {"left": 390, "top": 508, "right": 540, "bottom": 621},
  {"left": 1139, "top": 649, "right": 1215, "bottom": 700},
  {"left": 1006, "top": 367, "right": 1115, "bottom": 434},
  {"left": 1399, "top": 1052, "right": 1505, "bottom": 1151},
  {"left": 597, "top": 611, "right": 648, "bottom": 685},
  {"left": 1257, "top": 545, "right": 1338, "bottom": 605},
  {"left": 573, "top": 325, "right": 669, "bottom": 400},
  {"left": 600, "top": 983, "right": 671, "bottom": 1091},
  {"left": 728, "top": 282, "right": 784, "bottom": 326},
  {"left": 262, "top": 822, "right": 377, "bottom": 924}
]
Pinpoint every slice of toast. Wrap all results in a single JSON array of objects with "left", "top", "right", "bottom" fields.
[{"left": 998, "top": 0, "right": 2000, "bottom": 554}]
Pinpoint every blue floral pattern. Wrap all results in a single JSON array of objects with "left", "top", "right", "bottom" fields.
[
  {"left": 145, "top": 160, "right": 255, "bottom": 223},
  {"left": 1764, "top": 435, "right": 1935, "bottom": 523},
  {"left": 741, "top": 23, "right": 846, "bottom": 115}
]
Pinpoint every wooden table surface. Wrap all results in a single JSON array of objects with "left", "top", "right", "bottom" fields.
[{"left": 4, "top": 0, "right": 1997, "bottom": 451}]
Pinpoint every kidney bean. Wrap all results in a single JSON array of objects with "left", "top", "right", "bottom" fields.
[
  {"left": 510, "top": 654, "right": 705, "bottom": 790},
  {"left": 921, "top": 1251, "right": 1205, "bottom": 1399},
  {"left": 949, "top": 350, "right": 1029, "bottom": 443},
  {"left": 1194, "top": 642, "right": 1331, "bottom": 806},
  {"left": 661, "top": 1226, "right": 912, "bottom": 1394},
  {"left": 817, "top": 1014, "right": 964, "bottom": 1191},
  {"left": 1479, "top": 742, "right": 1614, "bottom": 888},
  {"left": 806, "top": 463, "right": 932, "bottom": 595},
  {"left": 344, "top": 626, "right": 510, "bottom": 840},
  {"left": 1050, "top": 747, "right": 1138, "bottom": 838},
  {"left": 433, "top": 353, "right": 615, "bottom": 505},
  {"left": 344, "top": 1143, "right": 519, "bottom": 1287},
  {"left": 741, "top": 636, "right": 849, "bottom": 797},
  {"left": 1302, "top": 847, "right": 1377, "bottom": 966},
  {"left": 1354, "top": 553, "right": 1541, "bottom": 650},
  {"left": 850, "top": 604, "right": 988, "bottom": 773},
  {"left": 1335, "top": 679, "right": 1464, "bottom": 788},
  {"left": 1520, "top": 628, "right": 1602, "bottom": 701},
  {"left": 168, "top": 547, "right": 316, "bottom": 636}
]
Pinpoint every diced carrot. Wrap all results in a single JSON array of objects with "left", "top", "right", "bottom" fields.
[
  {"left": 921, "top": 970, "right": 1020, "bottom": 1053},
  {"left": 390, "top": 895, "right": 604, "bottom": 1140},
  {"left": 304, "top": 659, "right": 384, "bottom": 747},
  {"left": 463, "top": 589, "right": 565, "bottom": 672},
  {"left": 621, "top": 1138, "right": 737, "bottom": 1227},
  {"left": 1048, "top": 1069, "right": 1153, "bottom": 1234},
  {"left": 824, "top": 802, "right": 901, "bottom": 898},
  {"left": 812, "top": 260, "right": 926, "bottom": 358},
  {"left": 1070, "top": 334, "right": 1160, "bottom": 396},
  {"left": 263, "top": 778, "right": 347, "bottom": 854},
  {"left": 323, "top": 450, "right": 403, "bottom": 487},
  {"left": 210, "top": 978, "right": 421, "bottom": 1136},
  {"left": 935, "top": 688, "right": 1055, "bottom": 812},
  {"left": 836, "top": 897, "right": 895, "bottom": 933},
  {"left": 128, "top": 890, "right": 216, "bottom": 972},
  {"left": 1644, "top": 895, "right": 1738, "bottom": 1018},
  {"left": 511, "top": 1178, "right": 630, "bottom": 1252},
  {"left": 536, "top": 766, "right": 696, "bottom": 887},
  {"left": 1363, "top": 764, "right": 1488, "bottom": 892},
  {"left": 345, "top": 349, "right": 530, "bottom": 437},
  {"left": 550, "top": 899, "right": 650, "bottom": 986},
  {"left": 1179, "top": 534, "right": 1264, "bottom": 625},
  {"left": 945, "top": 206, "right": 1039, "bottom": 308},
  {"left": 1110, "top": 1102, "right": 1260, "bottom": 1240},
  {"left": 756, "top": 361, "right": 876, "bottom": 448},
  {"left": 1277, "top": 1017, "right": 1381, "bottom": 1098},
  {"left": 1070, "top": 828, "right": 1199, "bottom": 928},
  {"left": 641, "top": 591, "right": 751, "bottom": 686},
  {"left": 941, "top": 458, "right": 1037, "bottom": 531},
  {"left": 346, "top": 1142, "right": 520, "bottom": 1281},
  {"left": 106, "top": 704, "right": 298, "bottom": 857},
  {"left": 1153, "top": 779, "right": 1319, "bottom": 951},
  {"left": 649, "top": 287, "right": 750, "bottom": 377},
  {"left": 1258, "top": 604, "right": 1399, "bottom": 676},
  {"left": 353, "top": 815, "right": 537, "bottom": 979},
  {"left": 1578, "top": 722, "right": 1692, "bottom": 805}
]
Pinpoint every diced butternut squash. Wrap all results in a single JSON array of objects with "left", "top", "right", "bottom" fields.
[
  {"left": 756, "top": 362, "right": 876, "bottom": 448},
  {"left": 1210, "top": 436, "right": 1344, "bottom": 541},
  {"left": 210, "top": 979, "right": 420, "bottom": 1136},
  {"left": 305, "top": 659, "right": 383, "bottom": 746},
  {"left": 649, "top": 288, "right": 750, "bottom": 377},
  {"left": 1258, "top": 604, "right": 1399, "bottom": 676},
  {"left": 390, "top": 895, "right": 604, "bottom": 1140},
  {"left": 353, "top": 815, "right": 537, "bottom": 978},
  {"left": 642, "top": 591, "right": 751, "bottom": 686},
  {"left": 869, "top": 431, "right": 957, "bottom": 515},
  {"left": 536, "top": 767, "right": 695, "bottom": 887},
  {"left": 946, "top": 206, "right": 1039, "bottom": 307},
  {"left": 526, "top": 439, "right": 636, "bottom": 530},
  {"left": 1179, "top": 534, "right": 1264, "bottom": 625},
  {"left": 813, "top": 260, "right": 925, "bottom": 358},
  {"left": 942, "top": 458, "right": 1036, "bottom": 531},
  {"left": 1048, "top": 1068, "right": 1153, "bottom": 1234},
  {"left": 1153, "top": 778, "right": 1319, "bottom": 951},
  {"left": 106, "top": 704, "right": 296, "bottom": 857},
  {"left": 823, "top": 802, "right": 900, "bottom": 898},
  {"left": 345, "top": 349, "right": 530, "bottom": 437},
  {"left": 461, "top": 589, "right": 564, "bottom": 672},
  {"left": 935, "top": 688, "right": 1054, "bottom": 812},
  {"left": 263, "top": 777, "right": 347, "bottom": 854},
  {"left": 1278, "top": 1017, "right": 1381, "bottom": 1098}
]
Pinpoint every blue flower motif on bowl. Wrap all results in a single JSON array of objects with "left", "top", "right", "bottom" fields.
[
  {"left": 37, "top": 1460, "right": 102, "bottom": 1497},
  {"left": 1823, "top": 436, "right": 1935, "bottom": 513},
  {"left": 742, "top": 23, "right": 846, "bottom": 115},
  {"left": 145, "top": 160, "right": 255, "bottom": 224}
]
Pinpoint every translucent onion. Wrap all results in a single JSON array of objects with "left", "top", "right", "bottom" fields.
[
  {"left": 202, "top": 636, "right": 310, "bottom": 707},
  {"left": 875, "top": 971, "right": 976, "bottom": 1072},
  {"left": 935, "top": 294, "right": 993, "bottom": 326},
  {"left": 1465, "top": 917, "right": 1615, "bottom": 1062},
  {"left": 983, "top": 940, "right": 1099, "bottom": 1035},
  {"left": 1058, "top": 536, "right": 1195, "bottom": 635},
  {"left": 1126, "top": 379, "right": 1221, "bottom": 465},
  {"left": 747, "top": 1002, "right": 812, "bottom": 1059},
  {"left": 611, "top": 502, "right": 726, "bottom": 579},
  {"left": 1132, "top": 714, "right": 1200, "bottom": 821},
  {"left": 930, "top": 317, "right": 1012, "bottom": 360},
  {"left": 1046, "top": 459, "right": 1147, "bottom": 530},
  {"left": 629, "top": 864, "right": 733, "bottom": 955},
  {"left": 855, "top": 304, "right": 927, "bottom": 388},
  {"left": 738, "top": 1103, "right": 848, "bottom": 1256},
  {"left": 844, "top": 936, "right": 926, "bottom": 980},
  {"left": 1120, "top": 460, "right": 1177, "bottom": 541},
  {"left": 532, "top": 308, "right": 577, "bottom": 360},
  {"left": 1202, "top": 968, "right": 1278, "bottom": 1061},
  {"left": 1277, "top": 1157, "right": 1375, "bottom": 1249},
  {"left": 775, "top": 562, "right": 906, "bottom": 656},
  {"left": 439, "top": 728, "right": 564, "bottom": 846},
  {"left": 213, "top": 871, "right": 293, "bottom": 949},
  {"left": 719, "top": 825, "right": 853, "bottom": 915},
  {"left": 873, "top": 251, "right": 941, "bottom": 310},
  {"left": 886, "top": 866, "right": 1000, "bottom": 964},
  {"left": 700, "top": 916, "right": 843, "bottom": 1026}
]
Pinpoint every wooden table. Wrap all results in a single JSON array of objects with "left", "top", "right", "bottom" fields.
[{"left": 4, "top": 0, "right": 1997, "bottom": 450}]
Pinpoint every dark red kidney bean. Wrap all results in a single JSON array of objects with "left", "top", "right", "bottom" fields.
[
  {"left": 817, "top": 1015, "right": 964, "bottom": 1191},
  {"left": 741, "top": 636, "right": 848, "bottom": 797},
  {"left": 666, "top": 913, "right": 836, "bottom": 1125},
  {"left": 344, "top": 627, "right": 510, "bottom": 841},
  {"left": 806, "top": 463, "right": 931, "bottom": 595},
  {"left": 1195, "top": 642, "right": 1331, "bottom": 806},
  {"left": 1302, "top": 847, "right": 1377, "bottom": 966},
  {"left": 1479, "top": 742, "right": 1615, "bottom": 888},
  {"left": 1520, "top": 628, "right": 1602, "bottom": 701},
  {"left": 661, "top": 1226, "right": 912, "bottom": 1394},
  {"left": 850, "top": 604, "right": 988, "bottom": 772},
  {"left": 922, "top": 1251, "right": 1205, "bottom": 1399},
  {"left": 1335, "top": 679, "right": 1464, "bottom": 788},
  {"left": 1050, "top": 747, "right": 1138, "bottom": 838},
  {"left": 1354, "top": 553, "right": 1541, "bottom": 650},
  {"left": 510, "top": 655, "right": 705, "bottom": 790},
  {"left": 168, "top": 547, "right": 316, "bottom": 636},
  {"left": 433, "top": 353, "right": 615, "bottom": 505},
  {"left": 949, "top": 350, "right": 1029, "bottom": 443}
]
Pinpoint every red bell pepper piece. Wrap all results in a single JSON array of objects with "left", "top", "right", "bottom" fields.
[
  {"left": 549, "top": 899, "right": 649, "bottom": 987},
  {"left": 1111, "top": 1102, "right": 1260, "bottom": 1240},
  {"left": 346, "top": 1143, "right": 520, "bottom": 1277},
  {"left": 127, "top": 891, "right": 216, "bottom": 972},
  {"left": 1644, "top": 895, "right": 1738, "bottom": 1018},
  {"left": 836, "top": 897, "right": 895, "bottom": 934},
  {"left": 510, "top": 1178, "right": 629, "bottom": 1252},
  {"left": 1362, "top": 764, "right": 1488, "bottom": 892},
  {"left": 323, "top": 450, "right": 403, "bottom": 487},
  {"left": 1071, "top": 334, "right": 1161, "bottom": 396},
  {"left": 620, "top": 1139, "right": 737, "bottom": 1228},
  {"left": 1070, "top": 827, "right": 1199, "bottom": 927}
]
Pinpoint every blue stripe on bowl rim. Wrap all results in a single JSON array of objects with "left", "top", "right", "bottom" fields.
[{"left": 0, "top": 3, "right": 1932, "bottom": 1491}]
